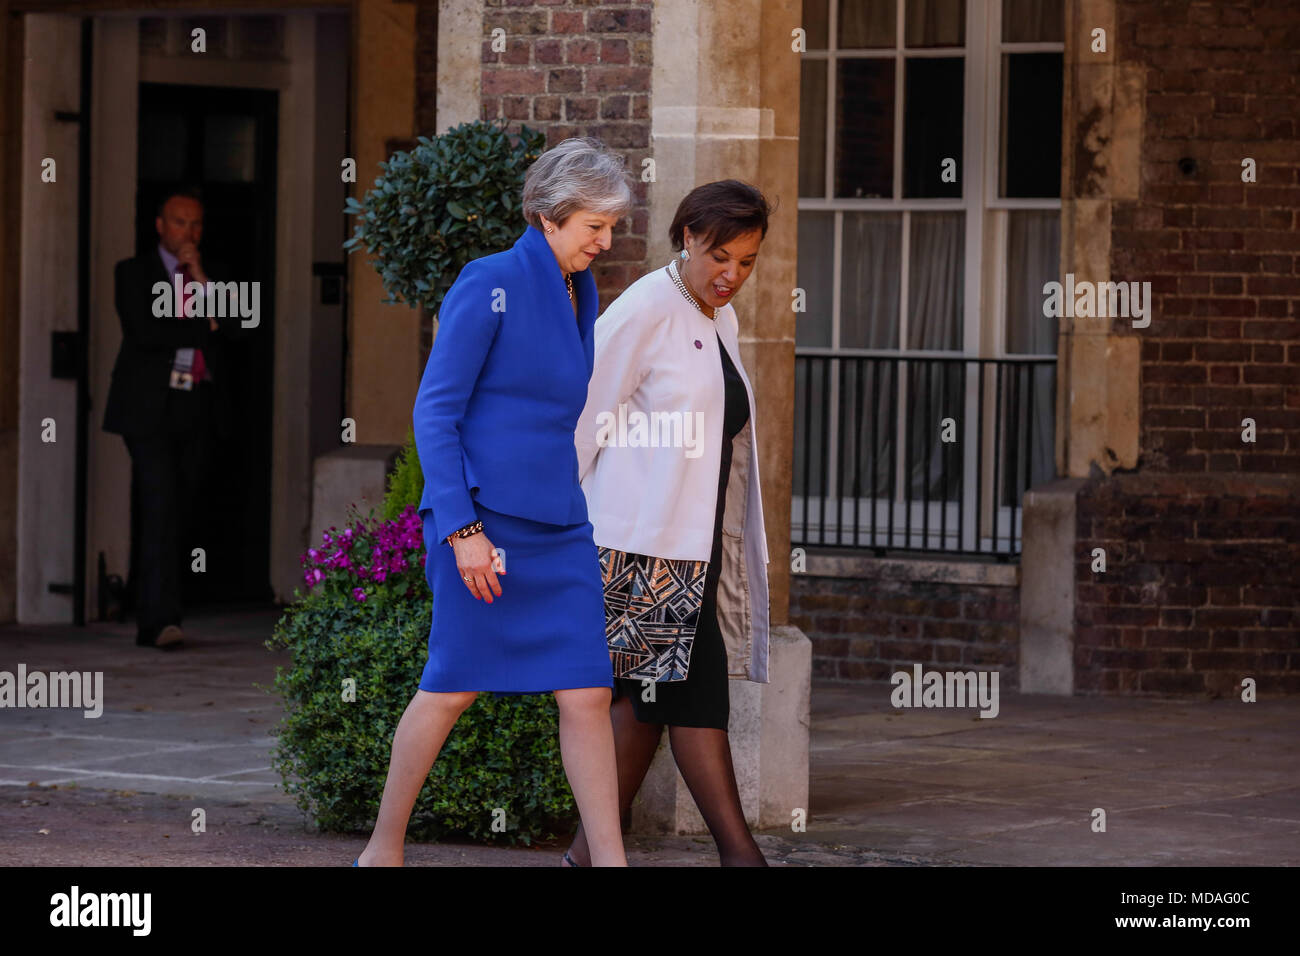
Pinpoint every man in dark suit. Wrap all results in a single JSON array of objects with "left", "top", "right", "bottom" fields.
[{"left": 103, "top": 186, "right": 250, "bottom": 649}]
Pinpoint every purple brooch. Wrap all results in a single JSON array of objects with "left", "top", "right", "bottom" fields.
[{"left": 694, "top": 339, "right": 702, "bottom": 349}]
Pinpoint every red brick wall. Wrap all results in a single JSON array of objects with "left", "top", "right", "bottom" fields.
[
  {"left": 1075, "top": 0, "right": 1300, "bottom": 696},
  {"left": 1114, "top": 0, "right": 1300, "bottom": 471},
  {"left": 790, "top": 575, "right": 1020, "bottom": 688},
  {"left": 478, "top": 0, "right": 653, "bottom": 312},
  {"left": 1074, "top": 474, "right": 1300, "bottom": 695}
]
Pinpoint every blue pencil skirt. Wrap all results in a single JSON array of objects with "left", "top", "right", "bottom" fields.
[{"left": 418, "top": 501, "right": 614, "bottom": 694}]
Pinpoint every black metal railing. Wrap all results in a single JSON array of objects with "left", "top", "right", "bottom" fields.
[{"left": 792, "top": 353, "right": 1057, "bottom": 558}]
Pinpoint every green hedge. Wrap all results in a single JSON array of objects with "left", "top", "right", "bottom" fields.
[{"left": 266, "top": 407, "right": 576, "bottom": 844}]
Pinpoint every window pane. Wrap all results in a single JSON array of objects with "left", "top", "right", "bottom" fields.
[
  {"left": 905, "top": 0, "right": 965, "bottom": 47},
  {"left": 803, "top": 0, "right": 829, "bottom": 49},
  {"left": 903, "top": 57, "right": 963, "bottom": 198},
  {"left": 204, "top": 114, "right": 258, "bottom": 183},
  {"left": 1005, "top": 210, "right": 1059, "bottom": 354},
  {"left": 840, "top": 213, "right": 901, "bottom": 349},
  {"left": 796, "top": 211, "right": 834, "bottom": 347},
  {"left": 139, "top": 112, "right": 187, "bottom": 180},
  {"left": 1000, "top": 52, "right": 1063, "bottom": 197},
  {"left": 835, "top": 58, "right": 894, "bottom": 198},
  {"left": 1002, "top": 0, "right": 1065, "bottom": 42},
  {"left": 799, "top": 59, "right": 827, "bottom": 197},
  {"left": 839, "top": 0, "right": 896, "bottom": 48},
  {"left": 907, "top": 211, "right": 963, "bottom": 350}
]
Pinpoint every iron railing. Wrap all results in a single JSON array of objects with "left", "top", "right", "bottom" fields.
[{"left": 792, "top": 353, "right": 1057, "bottom": 558}]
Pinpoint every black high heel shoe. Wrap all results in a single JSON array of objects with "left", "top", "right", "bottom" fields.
[{"left": 561, "top": 850, "right": 584, "bottom": 867}]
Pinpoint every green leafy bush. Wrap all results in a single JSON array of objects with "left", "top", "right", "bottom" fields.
[
  {"left": 343, "top": 119, "right": 547, "bottom": 310},
  {"left": 266, "top": 494, "right": 579, "bottom": 845},
  {"left": 382, "top": 426, "right": 423, "bottom": 523}
]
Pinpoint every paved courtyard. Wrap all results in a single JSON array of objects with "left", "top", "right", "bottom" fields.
[{"left": 1, "top": 606, "right": 1296, "bottom": 866}]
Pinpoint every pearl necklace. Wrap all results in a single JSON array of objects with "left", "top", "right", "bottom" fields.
[{"left": 668, "top": 258, "right": 718, "bottom": 321}]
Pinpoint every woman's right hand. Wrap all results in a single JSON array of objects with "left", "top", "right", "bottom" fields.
[{"left": 452, "top": 532, "right": 504, "bottom": 603}]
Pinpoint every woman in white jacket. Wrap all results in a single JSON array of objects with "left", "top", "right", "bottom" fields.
[{"left": 566, "top": 181, "right": 773, "bottom": 866}]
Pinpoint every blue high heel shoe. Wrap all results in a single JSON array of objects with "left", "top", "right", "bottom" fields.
[{"left": 351, "top": 858, "right": 358, "bottom": 866}]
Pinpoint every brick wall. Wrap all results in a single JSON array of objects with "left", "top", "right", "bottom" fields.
[
  {"left": 1114, "top": 1, "right": 1300, "bottom": 473},
  {"left": 1075, "top": 0, "right": 1300, "bottom": 696},
  {"left": 478, "top": 0, "right": 653, "bottom": 312},
  {"left": 789, "top": 571, "right": 1020, "bottom": 689},
  {"left": 1074, "top": 474, "right": 1300, "bottom": 695}
]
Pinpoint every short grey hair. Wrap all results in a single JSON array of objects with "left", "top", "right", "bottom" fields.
[{"left": 521, "top": 137, "right": 633, "bottom": 230}]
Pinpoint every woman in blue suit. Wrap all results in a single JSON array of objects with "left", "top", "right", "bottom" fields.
[{"left": 355, "top": 138, "right": 632, "bottom": 867}]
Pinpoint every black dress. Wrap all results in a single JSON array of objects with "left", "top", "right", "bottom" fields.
[{"left": 613, "top": 330, "right": 750, "bottom": 730}]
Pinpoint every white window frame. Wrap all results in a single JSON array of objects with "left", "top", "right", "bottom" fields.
[{"left": 793, "top": 0, "right": 1063, "bottom": 554}]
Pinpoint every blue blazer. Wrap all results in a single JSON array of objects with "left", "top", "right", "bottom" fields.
[{"left": 414, "top": 224, "right": 599, "bottom": 544}]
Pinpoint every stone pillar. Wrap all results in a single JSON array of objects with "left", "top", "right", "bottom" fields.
[
  {"left": 1019, "top": 0, "right": 1141, "bottom": 694},
  {"left": 313, "top": 0, "right": 419, "bottom": 568},
  {"left": 631, "top": 0, "right": 811, "bottom": 835},
  {"left": 1057, "top": 0, "right": 1142, "bottom": 479},
  {"left": 0, "top": 6, "right": 23, "bottom": 623},
  {"left": 346, "top": 0, "right": 419, "bottom": 447},
  {"left": 1019, "top": 478, "right": 1085, "bottom": 695}
]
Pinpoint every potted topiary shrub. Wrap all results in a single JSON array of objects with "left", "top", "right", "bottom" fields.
[
  {"left": 266, "top": 121, "right": 578, "bottom": 846},
  {"left": 342, "top": 119, "right": 547, "bottom": 311}
]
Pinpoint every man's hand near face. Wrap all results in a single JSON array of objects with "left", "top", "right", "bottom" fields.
[{"left": 176, "top": 241, "right": 208, "bottom": 284}]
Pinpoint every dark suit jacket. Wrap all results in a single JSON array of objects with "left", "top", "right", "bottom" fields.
[
  {"left": 414, "top": 224, "right": 598, "bottom": 544},
  {"left": 102, "top": 249, "right": 249, "bottom": 440}
]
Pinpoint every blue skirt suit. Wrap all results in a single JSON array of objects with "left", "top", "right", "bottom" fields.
[{"left": 412, "top": 225, "right": 613, "bottom": 694}]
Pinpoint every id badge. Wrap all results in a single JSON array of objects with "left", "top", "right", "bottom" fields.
[{"left": 170, "top": 347, "right": 195, "bottom": 391}]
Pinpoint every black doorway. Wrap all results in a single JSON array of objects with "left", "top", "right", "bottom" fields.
[{"left": 132, "top": 82, "right": 277, "bottom": 606}]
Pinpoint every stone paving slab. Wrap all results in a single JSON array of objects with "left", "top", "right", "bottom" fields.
[{"left": 1, "top": 606, "right": 1297, "bottom": 866}]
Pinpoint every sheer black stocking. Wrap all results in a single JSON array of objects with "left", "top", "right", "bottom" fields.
[
  {"left": 667, "top": 725, "right": 767, "bottom": 866},
  {"left": 564, "top": 695, "right": 767, "bottom": 867}
]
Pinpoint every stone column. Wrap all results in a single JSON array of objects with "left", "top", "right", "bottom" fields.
[
  {"left": 1057, "top": 0, "right": 1142, "bottom": 478},
  {"left": 1021, "top": 0, "right": 1143, "bottom": 694},
  {"left": 312, "top": 0, "right": 418, "bottom": 564},
  {"left": 632, "top": 0, "right": 811, "bottom": 835},
  {"left": 346, "top": 0, "right": 419, "bottom": 446}
]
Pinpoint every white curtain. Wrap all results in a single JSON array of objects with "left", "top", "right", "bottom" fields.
[
  {"left": 1005, "top": 209, "right": 1059, "bottom": 493},
  {"left": 842, "top": 214, "right": 901, "bottom": 500},
  {"left": 838, "top": 0, "right": 895, "bottom": 48},
  {"left": 1001, "top": 0, "right": 1065, "bottom": 43},
  {"left": 841, "top": 213, "right": 900, "bottom": 349},
  {"left": 905, "top": 0, "right": 966, "bottom": 47},
  {"left": 907, "top": 212, "right": 964, "bottom": 500}
]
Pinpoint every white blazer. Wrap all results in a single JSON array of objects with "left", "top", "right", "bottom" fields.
[{"left": 575, "top": 265, "right": 771, "bottom": 682}]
